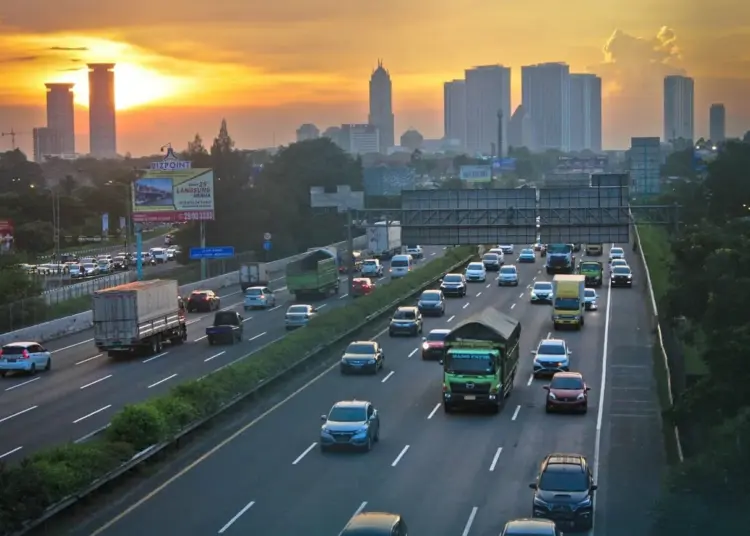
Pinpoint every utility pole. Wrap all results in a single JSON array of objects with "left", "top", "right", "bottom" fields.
[
  {"left": 346, "top": 209, "right": 355, "bottom": 296},
  {"left": 52, "top": 190, "right": 62, "bottom": 281}
]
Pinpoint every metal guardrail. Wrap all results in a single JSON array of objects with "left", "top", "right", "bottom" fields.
[{"left": 10, "top": 249, "right": 475, "bottom": 536}]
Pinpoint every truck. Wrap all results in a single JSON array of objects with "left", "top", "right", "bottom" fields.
[
  {"left": 441, "top": 308, "right": 522, "bottom": 414},
  {"left": 240, "top": 262, "right": 269, "bottom": 291},
  {"left": 367, "top": 221, "right": 401, "bottom": 259},
  {"left": 551, "top": 274, "right": 586, "bottom": 330},
  {"left": 206, "top": 310, "right": 244, "bottom": 345},
  {"left": 285, "top": 249, "right": 340, "bottom": 300},
  {"left": 578, "top": 260, "right": 603, "bottom": 287},
  {"left": 92, "top": 279, "right": 187, "bottom": 357},
  {"left": 545, "top": 243, "right": 575, "bottom": 274}
]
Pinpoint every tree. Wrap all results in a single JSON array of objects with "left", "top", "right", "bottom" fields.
[{"left": 660, "top": 148, "right": 695, "bottom": 179}]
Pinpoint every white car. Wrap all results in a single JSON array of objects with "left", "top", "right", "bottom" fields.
[
  {"left": 532, "top": 338, "right": 571, "bottom": 378},
  {"left": 498, "top": 244, "right": 514, "bottom": 254},
  {"left": 584, "top": 288, "right": 598, "bottom": 310},
  {"left": 497, "top": 265, "right": 519, "bottom": 286},
  {"left": 610, "top": 259, "right": 628, "bottom": 269},
  {"left": 464, "top": 262, "right": 487, "bottom": 282},
  {"left": 0, "top": 341, "right": 52, "bottom": 376},
  {"left": 82, "top": 262, "right": 99, "bottom": 276},
  {"left": 361, "top": 259, "right": 384, "bottom": 277},
  {"left": 150, "top": 247, "right": 169, "bottom": 263},
  {"left": 405, "top": 246, "right": 424, "bottom": 259},
  {"left": 609, "top": 247, "right": 625, "bottom": 262}
]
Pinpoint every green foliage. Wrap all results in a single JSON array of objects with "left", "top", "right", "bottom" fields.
[{"left": 0, "top": 247, "right": 474, "bottom": 533}]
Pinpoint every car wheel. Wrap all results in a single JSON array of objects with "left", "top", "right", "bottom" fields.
[
  {"left": 0, "top": 371, "right": 6, "bottom": 378},
  {"left": 44, "top": 358, "right": 51, "bottom": 371},
  {"left": 443, "top": 404, "right": 453, "bottom": 413},
  {"left": 28, "top": 363, "right": 36, "bottom": 375},
  {"left": 320, "top": 444, "right": 329, "bottom": 453},
  {"left": 374, "top": 427, "right": 380, "bottom": 442},
  {"left": 364, "top": 436, "right": 372, "bottom": 451},
  {"left": 388, "top": 330, "right": 394, "bottom": 337},
  {"left": 545, "top": 405, "right": 552, "bottom": 413}
]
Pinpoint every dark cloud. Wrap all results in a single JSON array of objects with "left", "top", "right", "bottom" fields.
[
  {"left": 0, "top": 55, "right": 39, "bottom": 63},
  {"left": 49, "top": 46, "right": 88, "bottom": 51}
]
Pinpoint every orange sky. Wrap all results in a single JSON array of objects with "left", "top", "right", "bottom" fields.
[{"left": 0, "top": 0, "right": 748, "bottom": 155}]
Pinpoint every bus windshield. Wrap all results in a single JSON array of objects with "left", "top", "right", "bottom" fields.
[{"left": 444, "top": 351, "right": 496, "bottom": 375}]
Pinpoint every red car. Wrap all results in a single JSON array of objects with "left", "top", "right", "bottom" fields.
[
  {"left": 421, "top": 328, "right": 450, "bottom": 360},
  {"left": 351, "top": 278, "right": 375, "bottom": 297},
  {"left": 543, "top": 371, "right": 590, "bottom": 413}
]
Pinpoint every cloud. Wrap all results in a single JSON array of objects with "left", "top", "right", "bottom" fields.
[
  {"left": 0, "top": 55, "right": 39, "bottom": 63},
  {"left": 49, "top": 46, "right": 88, "bottom": 51}
]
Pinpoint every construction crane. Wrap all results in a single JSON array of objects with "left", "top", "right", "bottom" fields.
[{"left": 1, "top": 128, "right": 28, "bottom": 150}]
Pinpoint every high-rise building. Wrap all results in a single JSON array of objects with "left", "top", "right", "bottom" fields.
[
  {"left": 522, "top": 62, "right": 570, "bottom": 152},
  {"left": 443, "top": 80, "right": 466, "bottom": 146},
  {"left": 32, "top": 127, "right": 63, "bottom": 163},
  {"left": 88, "top": 63, "right": 117, "bottom": 158},
  {"left": 709, "top": 103, "right": 726, "bottom": 144},
  {"left": 508, "top": 105, "right": 535, "bottom": 150},
  {"left": 569, "top": 74, "right": 602, "bottom": 152},
  {"left": 45, "top": 83, "right": 75, "bottom": 154},
  {"left": 628, "top": 137, "right": 661, "bottom": 195},
  {"left": 340, "top": 124, "right": 380, "bottom": 154},
  {"left": 663, "top": 75, "right": 694, "bottom": 144},
  {"left": 368, "top": 60, "right": 394, "bottom": 153},
  {"left": 465, "top": 65, "right": 511, "bottom": 156},
  {"left": 296, "top": 124, "right": 320, "bottom": 142}
]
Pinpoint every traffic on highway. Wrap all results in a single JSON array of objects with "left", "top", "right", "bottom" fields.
[{"left": 54, "top": 243, "right": 657, "bottom": 536}]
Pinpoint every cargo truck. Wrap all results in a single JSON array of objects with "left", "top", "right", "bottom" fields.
[
  {"left": 285, "top": 249, "right": 340, "bottom": 300},
  {"left": 578, "top": 260, "right": 603, "bottom": 287},
  {"left": 367, "top": 221, "right": 401, "bottom": 259},
  {"left": 545, "top": 243, "right": 575, "bottom": 274},
  {"left": 441, "top": 308, "right": 521, "bottom": 414},
  {"left": 240, "top": 262, "right": 269, "bottom": 291},
  {"left": 93, "top": 279, "right": 187, "bottom": 356},
  {"left": 551, "top": 274, "right": 586, "bottom": 330}
]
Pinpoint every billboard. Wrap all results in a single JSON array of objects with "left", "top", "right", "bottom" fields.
[
  {"left": 555, "top": 155, "right": 608, "bottom": 173},
  {"left": 459, "top": 165, "right": 492, "bottom": 182},
  {"left": 132, "top": 169, "right": 215, "bottom": 223},
  {"left": 363, "top": 166, "right": 416, "bottom": 196},
  {"left": 0, "top": 219, "right": 13, "bottom": 253}
]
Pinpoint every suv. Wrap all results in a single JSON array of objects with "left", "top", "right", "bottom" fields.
[
  {"left": 389, "top": 307, "right": 422, "bottom": 336},
  {"left": 320, "top": 400, "right": 380, "bottom": 452},
  {"left": 529, "top": 453, "right": 597, "bottom": 531}
]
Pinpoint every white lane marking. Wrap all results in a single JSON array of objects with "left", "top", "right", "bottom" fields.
[
  {"left": 248, "top": 332, "right": 267, "bottom": 342},
  {"left": 217, "top": 500, "right": 256, "bottom": 534},
  {"left": 462, "top": 303, "right": 469, "bottom": 309},
  {"left": 73, "top": 404, "right": 111, "bottom": 424},
  {"left": 350, "top": 502, "right": 368, "bottom": 523},
  {"left": 485, "top": 283, "right": 491, "bottom": 288},
  {"left": 142, "top": 351, "right": 169, "bottom": 364},
  {"left": 381, "top": 371, "right": 395, "bottom": 383},
  {"left": 186, "top": 318, "right": 204, "bottom": 326},
  {"left": 594, "top": 254, "right": 614, "bottom": 485},
  {"left": 317, "top": 304, "right": 328, "bottom": 309},
  {"left": 52, "top": 338, "right": 93, "bottom": 353},
  {"left": 269, "top": 305, "right": 282, "bottom": 311},
  {"left": 511, "top": 405, "right": 521, "bottom": 421},
  {"left": 0, "top": 446, "right": 23, "bottom": 459},
  {"left": 430, "top": 252, "right": 436, "bottom": 256},
  {"left": 427, "top": 403, "right": 441, "bottom": 419},
  {"left": 447, "top": 315, "right": 455, "bottom": 323},
  {"left": 4, "top": 377, "right": 40, "bottom": 391},
  {"left": 80, "top": 375, "right": 112, "bottom": 390},
  {"left": 526, "top": 374, "right": 534, "bottom": 386},
  {"left": 148, "top": 374, "right": 177, "bottom": 389},
  {"left": 489, "top": 447, "right": 503, "bottom": 471},
  {"left": 391, "top": 445, "right": 410, "bottom": 467},
  {"left": 461, "top": 507, "right": 478, "bottom": 536},
  {"left": 518, "top": 292, "right": 524, "bottom": 298},
  {"left": 546, "top": 332, "right": 552, "bottom": 339},
  {"left": 377, "top": 277, "right": 386, "bottom": 281},
  {"left": 475, "top": 291, "right": 482, "bottom": 297},
  {"left": 193, "top": 335, "right": 208, "bottom": 342},
  {"left": 339, "top": 293, "right": 349, "bottom": 299},
  {"left": 242, "top": 316, "right": 254, "bottom": 323},
  {"left": 407, "top": 348, "right": 418, "bottom": 358},
  {"left": 532, "top": 276, "right": 537, "bottom": 281},
  {"left": 205, "top": 351, "right": 226, "bottom": 362},
  {"left": 0, "top": 405, "right": 38, "bottom": 424},
  {"left": 75, "top": 354, "right": 102, "bottom": 365},
  {"left": 74, "top": 423, "right": 111, "bottom": 444},
  {"left": 510, "top": 303, "right": 516, "bottom": 309},
  {"left": 292, "top": 442, "right": 317, "bottom": 465}
]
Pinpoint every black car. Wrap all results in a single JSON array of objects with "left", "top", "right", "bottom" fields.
[
  {"left": 421, "top": 328, "right": 450, "bottom": 360},
  {"left": 417, "top": 289, "right": 445, "bottom": 316},
  {"left": 530, "top": 453, "right": 596, "bottom": 531},
  {"left": 439, "top": 273, "right": 467, "bottom": 297},
  {"left": 389, "top": 307, "right": 422, "bottom": 336},
  {"left": 112, "top": 256, "right": 128, "bottom": 271},
  {"left": 610, "top": 266, "right": 633, "bottom": 287},
  {"left": 340, "top": 341, "right": 384, "bottom": 374}
]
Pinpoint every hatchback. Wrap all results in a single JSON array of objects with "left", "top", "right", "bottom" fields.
[
  {"left": 0, "top": 342, "right": 52, "bottom": 376},
  {"left": 544, "top": 372, "right": 590, "bottom": 413},
  {"left": 243, "top": 286, "right": 276, "bottom": 310},
  {"left": 497, "top": 265, "right": 519, "bottom": 286},
  {"left": 464, "top": 262, "right": 487, "bottom": 282}
]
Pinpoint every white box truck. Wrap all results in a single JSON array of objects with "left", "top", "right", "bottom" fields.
[
  {"left": 240, "top": 262, "right": 269, "bottom": 291},
  {"left": 93, "top": 279, "right": 187, "bottom": 356},
  {"left": 367, "top": 221, "right": 401, "bottom": 259}
]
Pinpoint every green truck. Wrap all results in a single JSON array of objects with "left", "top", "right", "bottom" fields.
[
  {"left": 285, "top": 249, "right": 340, "bottom": 300},
  {"left": 578, "top": 260, "right": 603, "bottom": 287},
  {"left": 441, "top": 308, "right": 521, "bottom": 414}
]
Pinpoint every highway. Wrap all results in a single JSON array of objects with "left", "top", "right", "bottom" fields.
[
  {"left": 61, "top": 245, "right": 664, "bottom": 536},
  {"left": 0, "top": 247, "right": 447, "bottom": 464}
]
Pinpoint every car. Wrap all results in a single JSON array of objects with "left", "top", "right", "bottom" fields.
[
  {"left": 482, "top": 252, "right": 502, "bottom": 271},
  {"left": 530, "top": 281, "right": 553, "bottom": 304},
  {"left": 488, "top": 247, "right": 506, "bottom": 260},
  {"left": 417, "top": 289, "right": 445, "bottom": 316},
  {"left": 352, "top": 277, "right": 376, "bottom": 297},
  {"left": 166, "top": 247, "right": 179, "bottom": 260},
  {"left": 405, "top": 245, "right": 424, "bottom": 259},
  {"left": 530, "top": 453, "right": 597, "bottom": 530},
  {"left": 501, "top": 518, "right": 558, "bottom": 536},
  {"left": 361, "top": 259, "right": 384, "bottom": 278},
  {"left": 82, "top": 262, "right": 99, "bottom": 276},
  {"left": 609, "top": 246, "right": 625, "bottom": 262},
  {"left": 389, "top": 306, "right": 423, "bottom": 336},
  {"left": 97, "top": 259, "right": 112, "bottom": 273},
  {"left": 571, "top": 243, "right": 581, "bottom": 252},
  {"left": 421, "top": 328, "right": 450, "bottom": 360},
  {"left": 544, "top": 372, "right": 590, "bottom": 413},
  {"left": 340, "top": 512, "right": 408, "bottom": 535},
  {"left": 497, "top": 264, "right": 519, "bottom": 286},
  {"left": 187, "top": 290, "right": 220, "bottom": 312},
  {"left": 583, "top": 288, "right": 598, "bottom": 310},
  {"left": 532, "top": 339, "right": 571, "bottom": 378},
  {"left": 585, "top": 243, "right": 603, "bottom": 256},
  {"left": 320, "top": 400, "right": 380, "bottom": 452},
  {"left": 111, "top": 256, "right": 128, "bottom": 271},
  {"left": 610, "top": 258, "right": 628, "bottom": 269},
  {"left": 518, "top": 248, "right": 536, "bottom": 263},
  {"left": 284, "top": 304, "right": 317, "bottom": 329},
  {"left": 243, "top": 286, "right": 276, "bottom": 310},
  {"left": 340, "top": 341, "right": 384, "bottom": 374},
  {"left": 498, "top": 244, "right": 515, "bottom": 254},
  {"left": 440, "top": 273, "right": 467, "bottom": 297},
  {"left": 68, "top": 264, "right": 85, "bottom": 278},
  {"left": 0, "top": 341, "right": 52, "bottom": 376},
  {"left": 610, "top": 265, "right": 633, "bottom": 287},
  {"left": 464, "top": 262, "right": 487, "bottom": 282}
]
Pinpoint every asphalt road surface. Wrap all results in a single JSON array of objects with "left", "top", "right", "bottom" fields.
[
  {"left": 58, "top": 245, "right": 664, "bottom": 536},
  {"left": 0, "top": 247, "right": 447, "bottom": 464}
]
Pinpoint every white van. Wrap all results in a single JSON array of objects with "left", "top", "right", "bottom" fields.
[
  {"left": 149, "top": 247, "right": 168, "bottom": 263},
  {"left": 389, "top": 254, "right": 413, "bottom": 278}
]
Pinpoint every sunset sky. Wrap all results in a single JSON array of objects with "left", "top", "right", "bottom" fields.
[{"left": 0, "top": 0, "right": 748, "bottom": 157}]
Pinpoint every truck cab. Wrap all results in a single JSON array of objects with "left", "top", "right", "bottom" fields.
[
  {"left": 545, "top": 244, "right": 575, "bottom": 275},
  {"left": 551, "top": 274, "right": 586, "bottom": 330},
  {"left": 578, "top": 260, "right": 603, "bottom": 287},
  {"left": 206, "top": 311, "right": 244, "bottom": 345}
]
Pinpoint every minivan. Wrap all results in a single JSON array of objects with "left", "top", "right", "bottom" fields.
[{"left": 389, "top": 254, "right": 413, "bottom": 278}]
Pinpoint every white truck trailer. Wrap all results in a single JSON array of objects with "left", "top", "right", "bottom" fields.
[
  {"left": 367, "top": 221, "right": 401, "bottom": 259},
  {"left": 93, "top": 279, "right": 187, "bottom": 356}
]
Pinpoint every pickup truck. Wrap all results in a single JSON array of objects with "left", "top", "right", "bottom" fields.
[{"left": 206, "top": 311, "right": 244, "bottom": 345}]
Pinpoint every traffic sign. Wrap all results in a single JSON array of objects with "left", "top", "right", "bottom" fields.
[
  {"left": 189, "top": 246, "right": 235, "bottom": 259},
  {"left": 263, "top": 232, "right": 272, "bottom": 240},
  {"left": 263, "top": 240, "right": 272, "bottom": 251}
]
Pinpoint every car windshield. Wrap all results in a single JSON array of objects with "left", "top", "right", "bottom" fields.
[
  {"left": 363, "top": 260, "right": 377, "bottom": 266},
  {"left": 611, "top": 248, "right": 624, "bottom": 255},
  {"left": 613, "top": 267, "right": 630, "bottom": 275},
  {"left": 328, "top": 406, "right": 366, "bottom": 423},
  {"left": 534, "top": 283, "right": 553, "bottom": 291},
  {"left": 346, "top": 343, "right": 376, "bottom": 354},
  {"left": 443, "top": 275, "right": 462, "bottom": 283},
  {"left": 500, "top": 266, "right": 516, "bottom": 274},
  {"left": 393, "top": 309, "right": 416, "bottom": 320},
  {"left": 580, "top": 262, "right": 600, "bottom": 271},
  {"left": 554, "top": 297, "right": 580, "bottom": 310},
  {"left": 287, "top": 305, "right": 309, "bottom": 314},
  {"left": 98, "top": 261, "right": 108, "bottom": 266},
  {"left": 114, "top": 257, "right": 125, "bottom": 262},
  {"left": 521, "top": 249, "right": 533, "bottom": 255},
  {"left": 483, "top": 254, "right": 498, "bottom": 261},
  {"left": 391, "top": 259, "right": 408, "bottom": 267},
  {"left": 467, "top": 263, "right": 484, "bottom": 270},
  {"left": 585, "top": 289, "right": 596, "bottom": 298},
  {"left": 426, "top": 331, "right": 449, "bottom": 341},
  {"left": 83, "top": 263, "right": 96, "bottom": 269},
  {"left": 551, "top": 376, "right": 584, "bottom": 390},
  {"left": 539, "top": 469, "right": 589, "bottom": 492},
  {"left": 420, "top": 291, "right": 440, "bottom": 302},
  {"left": 538, "top": 343, "right": 566, "bottom": 355},
  {"left": 445, "top": 352, "right": 495, "bottom": 374},
  {"left": 246, "top": 288, "right": 262, "bottom": 296}
]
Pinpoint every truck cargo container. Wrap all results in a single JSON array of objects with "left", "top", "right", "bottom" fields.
[
  {"left": 240, "top": 262, "right": 269, "bottom": 291},
  {"left": 93, "top": 279, "right": 187, "bottom": 356},
  {"left": 286, "top": 249, "right": 340, "bottom": 300},
  {"left": 551, "top": 274, "right": 586, "bottom": 330},
  {"left": 367, "top": 221, "right": 401, "bottom": 259}
]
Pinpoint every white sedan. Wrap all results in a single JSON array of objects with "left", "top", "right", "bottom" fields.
[{"left": 464, "top": 262, "right": 487, "bottom": 282}]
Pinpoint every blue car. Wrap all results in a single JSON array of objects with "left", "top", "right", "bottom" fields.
[
  {"left": 320, "top": 400, "right": 380, "bottom": 451},
  {"left": 518, "top": 248, "right": 536, "bottom": 263}
]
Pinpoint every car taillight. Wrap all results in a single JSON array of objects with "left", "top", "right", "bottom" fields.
[
  {"left": 21, "top": 349, "right": 30, "bottom": 359},
  {"left": 442, "top": 383, "right": 448, "bottom": 393}
]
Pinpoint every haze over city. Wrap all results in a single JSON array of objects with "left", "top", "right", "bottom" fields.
[{"left": 1, "top": 0, "right": 748, "bottom": 156}]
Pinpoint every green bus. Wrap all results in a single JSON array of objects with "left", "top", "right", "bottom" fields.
[{"left": 441, "top": 308, "right": 521, "bottom": 414}]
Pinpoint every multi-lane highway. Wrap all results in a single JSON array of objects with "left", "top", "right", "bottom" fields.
[
  {"left": 0, "top": 247, "right": 447, "bottom": 464},
  {"left": 61, "top": 245, "right": 664, "bottom": 536}
]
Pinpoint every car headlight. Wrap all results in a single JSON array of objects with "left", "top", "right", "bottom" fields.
[
  {"left": 422, "top": 343, "right": 429, "bottom": 350},
  {"left": 548, "top": 392, "right": 556, "bottom": 400},
  {"left": 321, "top": 426, "right": 331, "bottom": 434},
  {"left": 530, "top": 292, "right": 537, "bottom": 298},
  {"left": 576, "top": 496, "right": 592, "bottom": 508},
  {"left": 577, "top": 392, "right": 586, "bottom": 400},
  {"left": 533, "top": 496, "right": 549, "bottom": 508},
  {"left": 627, "top": 274, "right": 632, "bottom": 279},
  {"left": 368, "top": 359, "right": 376, "bottom": 364}
]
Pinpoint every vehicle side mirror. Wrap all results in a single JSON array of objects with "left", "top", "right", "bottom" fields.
[
  {"left": 586, "top": 386, "right": 591, "bottom": 391},
  {"left": 438, "top": 279, "right": 443, "bottom": 283},
  {"left": 591, "top": 484, "right": 598, "bottom": 491},
  {"left": 529, "top": 483, "right": 537, "bottom": 490},
  {"left": 438, "top": 359, "right": 444, "bottom": 365},
  {"left": 543, "top": 385, "right": 550, "bottom": 390},
  {"left": 422, "top": 337, "right": 426, "bottom": 341},
  {"left": 371, "top": 409, "right": 378, "bottom": 419},
  {"left": 320, "top": 415, "right": 327, "bottom": 421},
  {"left": 567, "top": 350, "right": 572, "bottom": 354},
  {"left": 531, "top": 350, "right": 537, "bottom": 354}
]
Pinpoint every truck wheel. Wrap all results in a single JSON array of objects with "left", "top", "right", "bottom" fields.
[
  {"left": 149, "top": 339, "right": 159, "bottom": 355},
  {"left": 208, "top": 337, "right": 214, "bottom": 345}
]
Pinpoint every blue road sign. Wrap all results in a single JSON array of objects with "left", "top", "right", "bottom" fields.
[
  {"left": 189, "top": 246, "right": 235, "bottom": 260},
  {"left": 263, "top": 240, "right": 272, "bottom": 251}
]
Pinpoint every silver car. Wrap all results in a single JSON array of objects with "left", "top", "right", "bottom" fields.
[
  {"left": 497, "top": 265, "right": 519, "bottom": 286},
  {"left": 284, "top": 304, "right": 316, "bottom": 329},
  {"left": 584, "top": 288, "right": 598, "bottom": 310},
  {"left": 320, "top": 400, "right": 380, "bottom": 452},
  {"left": 532, "top": 338, "right": 571, "bottom": 378}
]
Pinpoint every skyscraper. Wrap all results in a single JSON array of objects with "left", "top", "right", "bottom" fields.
[
  {"left": 464, "top": 65, "right": 511, "bottom": 156},
  {"left": 45, "top": 83, "right": 75, "bottom": 154},
  {"left": 709, "top": 103, "right": 726, "bottom": 143},
  {"left": 569, "top": 74, "right": 602, "bottom": 152},
  {"left": 443, "top": 80, "right": 466, "bottom": 146},
  {"left": 663, "top": 75, "right": 694, "bottom": 144},
  {"left": 522, "top": 62, "right": 570, "bottom": 152},
  {"left": 368, "top": 60, "right": 394, "bottom": 153},
  {"left": 88, "top": 63, "right": 117, "bottom": 158}
]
